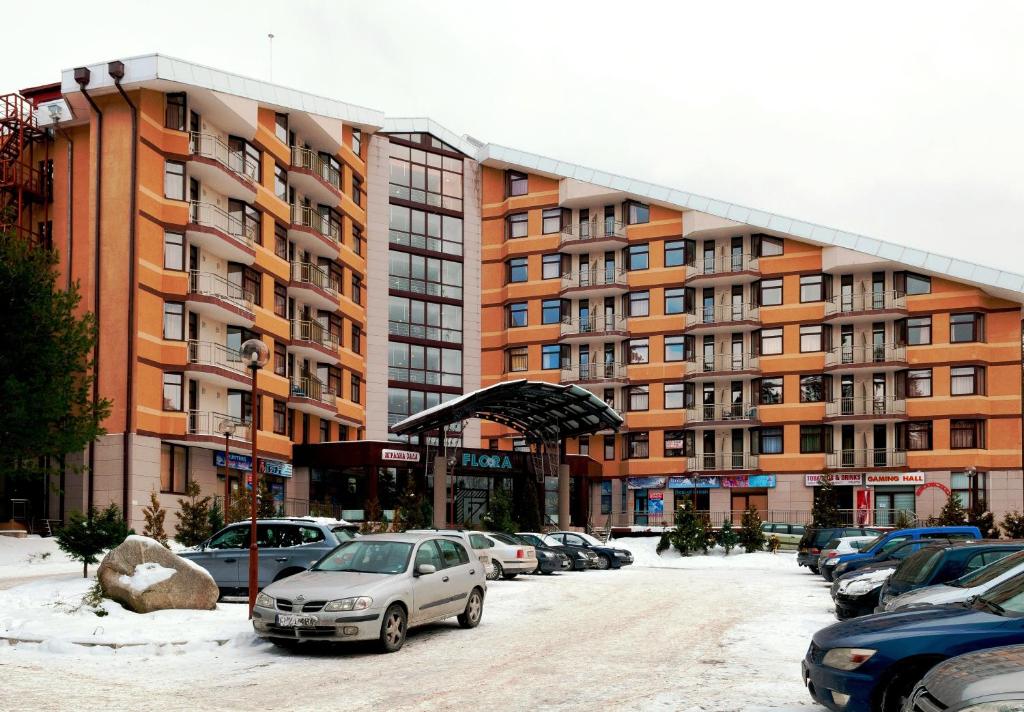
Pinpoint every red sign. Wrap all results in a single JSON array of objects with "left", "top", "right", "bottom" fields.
[
  {"left": 855, "top": 489, "right": 872, "bottom": 525},
  {"left": 915, "top": 481, "right": 951, "bottom": 497},
  {"left": 649, "top": 490, "right": 664, "bottom": 501}
]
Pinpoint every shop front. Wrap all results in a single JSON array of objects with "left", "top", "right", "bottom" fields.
[
  {"left": 213, "top": 450, "right": 291, "bottom": 512},
  {"left": 621, "top": 474, "right": 778, "bottom": 527}
]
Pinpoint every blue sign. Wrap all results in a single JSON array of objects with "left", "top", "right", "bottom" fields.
[
  {"left": 667, "top": 476, "right": 721, "bottom": 489},
  {"left": 627, "top": 476, "right": 667, "bottom": 490},
  {"left": 721, "top": 475, "right": 777, "bottom": 489},
  {"left": 214, "top": 451, "right": 253, "bottom": 472},
  {"left": 461, "top": 452, "right": 513, "bottom": 470},
  {"left": 261, "top": 460, "right": 293, "bottom": 478}
]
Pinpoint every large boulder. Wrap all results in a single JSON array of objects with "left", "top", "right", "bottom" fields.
[{"left": 98, "top": 535, "right": 218, "bottom": 613}]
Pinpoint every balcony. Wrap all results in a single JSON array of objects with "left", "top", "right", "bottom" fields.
[
  {"left": 685, "top": 403, "right": 759, "bottom": 428},
  {"left": 683, "top": 352, "right": 760, "bottom": 380},
  {"left": 185, "top": 340, "right": 250, "bottom": 388},
  {"left": 289, "top": 204, "right": 341, "bottom": 259},
  {"left": 824, "top": 291, "right": 907, "bottom": 323},
  {"left": 825, "top": 344, "right": 907, "bottom": 371},
  {"left": 289, "top": 319, "right": 340, "bottom": 364},
  {"left": 186, "top": 411, "right": 250, "bottom": 448},
  {"left": 388, "top": 321, "right": 462, "bottom": 345},
  {"left": 683, "top": 303, "right": 760, "bottom": 333},
  {"left": 186, "top": 271, "right": 255, "bottom": 327},
  {"left": 288, "top": 374, "right": 337, "bottom": 417},
  {"left": 187, "top": 132, "right": 257, "bottom": 202},
  {"left": 686, "top": 453, "right": 760, "bottom": 473},
  {"left": 388, "top": 274, "right": 462, "bottom": 301},
  {"left": 824, "top": 396, "right": 907, "bottom": 422},
  {"left": 560, "top": 362, "right": 629, "bottom": 388},
  {"left": 559, "top": 218, "right": 628, "bottom": 254},
  {"left": 289, "top": 146, "right": 343, "bottom": 206},
  {"left": 288, "top": 262, "right": 340, "bottom": 311},
  {"left": 186, "top": 201, "right": 256, "bottom": 265},
  {"left": 686, "top": 254, "right": 760, "bottom": 285},
  {"left": 826, "top": 449, "right": 907, "bottom": 469},
  {"left": 560, "top": 266, "right": 628, "bottom": 297},
  {"left": 559, "top": 314, "right": 629, "bottom": 343}
]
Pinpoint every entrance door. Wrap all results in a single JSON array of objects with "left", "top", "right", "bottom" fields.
[
  {"left": 633, "top": 489, "right": 648, "bottom": 526},
  {"left": 731, "top": 236, "right": 743, "bottom": 272},
  {"left": 840, "top": 275, "right": 854, "bottom": 313},
  {"left": 604, "top": 251, "right": 616, "bottom": 284},
  {"left": 578, "top": 348, "right": 590, "bottom": 380},
  {"left": 703, "top": 242, "right": 716, "bottom": 274},
  {"left": 731, "top": 489, "right": 769, "bottom": 524},
  {"left": 702, "top": 288, "right": 715, "bottom": 324},
  {"left": 875, "top": 489, "right": 915, "bottom": 526},
  {"left": 840, "top": 325, "right": 854, "bottom": 364}
]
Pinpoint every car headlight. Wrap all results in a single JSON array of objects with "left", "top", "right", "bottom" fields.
[
  {"left": 324, "top": 596, "right": 373, "bottom": 612},
  {"left": 835, "top": 564, "right": 849, "bottom": 575},
  {"left": 959, "top": 702, "right": 1024, "bottom": 712},
  {"left": 824, "top": 559, "right": 838, "bottom": 567},
  {"left": 255, "top": 592, "right": 275, "bottom": 609},
  {"left": 614, "top": 551, "right": 629, "bottom": 558},
  {"left": 538, "top": 550, "right": 551, "bottom": 559},
  {"left": 822, "top": 648, "right": 876, "bottom": 671},
  {"left": 574, "top": 551, "right": 586, "bottom": 559}
]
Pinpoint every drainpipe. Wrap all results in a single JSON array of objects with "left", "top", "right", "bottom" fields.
[
  {"left": 74, "top": 67, "right": 101, "bottom": 516},
  {"left": 110, "top": 61, "right": 137, "bottom": 526}
]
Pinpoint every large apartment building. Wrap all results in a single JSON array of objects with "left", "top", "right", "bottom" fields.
[{"left": 2, "top": 54, "right": 1022, "bottom": 530}]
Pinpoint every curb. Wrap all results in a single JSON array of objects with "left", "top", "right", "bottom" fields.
[{"left": 0, "top": 634, "right": 233, "bottom": 650}]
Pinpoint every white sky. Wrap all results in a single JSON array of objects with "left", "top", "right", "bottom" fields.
[{"left": 4, "top": 0, "right": 1023, "bottom": 271}]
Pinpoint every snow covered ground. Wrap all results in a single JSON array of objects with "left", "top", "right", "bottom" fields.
[{"left": 0, "top": 535, "right": 834, "bottom": 711}]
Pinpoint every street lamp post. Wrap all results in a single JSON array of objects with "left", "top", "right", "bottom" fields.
[
  {"left": 239, "top": 338, "right": 269, "bottom": 618},
  {"left": 219, "top": 420, "right": 237, "bottom": 515}
]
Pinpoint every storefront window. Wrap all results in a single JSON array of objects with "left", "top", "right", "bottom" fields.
[{"left": 952, "top": 471, "right": 987, "bottom": 509}]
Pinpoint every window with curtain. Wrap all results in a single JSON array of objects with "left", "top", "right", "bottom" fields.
[
  {"left": 951, "top": 419, "right": 985, "bottom": 449},
  {"left": 800, "top": 425, "right": 831, "bottom": 454},
  {"left": 950, "top": 366, "right": 984, "bottom": 395}
]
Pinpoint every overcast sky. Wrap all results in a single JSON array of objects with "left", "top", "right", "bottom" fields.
[{"left": 4, "top": 1, "right": 1022, "bottom": 271}]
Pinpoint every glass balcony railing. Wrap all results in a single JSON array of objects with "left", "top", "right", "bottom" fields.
[
  {"left": 825, "top": 290, "right": 907, "bottom": 316},
  {"left": 686, "top": 453, "right": 759, "bottom": 471},
  {"left": 825, "top": 343, "right": 907, "bottom": 367},
  {"left": 686, "top": 402, "right": 758, "bottom": 423},
  {"left": 826, "top": 449, "right": 907, "bottom": 469},
  {"left": 825, "top": 396, "right": 907, "bottom": 418}
]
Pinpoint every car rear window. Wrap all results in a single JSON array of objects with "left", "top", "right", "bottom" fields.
[
  {"left": 893, "top": 548, "right": 945, "bottom": 584},
  {"left": 331, "top": 526, "right": 356, "bottom": 542},
  {"left": 824, "top": 539, "right": 842, "bottom": 550},
  {"left": 490, "top": 533, "right": 519, "bottom": 545}
]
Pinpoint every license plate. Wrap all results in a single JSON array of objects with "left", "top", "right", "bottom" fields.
[{"left": 277, "top": 614, "right": 318, "bottom": 627}]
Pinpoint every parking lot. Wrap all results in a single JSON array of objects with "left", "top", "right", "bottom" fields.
[{"left": 0, "top": 548, "right": 835, "bottom": 712}]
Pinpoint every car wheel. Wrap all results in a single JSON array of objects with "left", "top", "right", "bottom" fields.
[
  {"left": 541, "top": 570, "right": 554, "bottom": 575},
  {"left": 457, "top": 588, "right": 483, "bottom": 629},
  {"left": 879, "top": 663, "right": 935, "bottom": 712},
  {"left": 487, "top": 561, "right": 503, "bottom": 581},
  {"left": 809, "top": 566, "right": 819, "bottom": 575},
  {"left": 502, "top": 572, "right": 518, "bottom": 580},
  {"left": 378, "top": 604, "right": 407, "bottom": 653},
  {"left": 822, "top": 569, "right": 834, "bottom": 582},
  {"left": 595, "top": 554, "right": 611, "bottom": 570}
]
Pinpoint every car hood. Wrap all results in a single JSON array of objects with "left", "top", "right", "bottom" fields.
[
  {"left": 837, "top": 561, "right": 897, "bottom": 582},
  {"left": 262, "top": 569, "right": 400, "bottom": 602},
  {"left": 889, "top": 583, "right": 964, "bottom": 609},
  {"left": 813, "top": 605, "right": 1006, "bottom": 649},
  {"left": 919, "top": 645, "right": 1024, "bottom": 706}
]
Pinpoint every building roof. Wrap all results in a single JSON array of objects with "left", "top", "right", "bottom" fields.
[{"left": 389, "top": 380, "right": 624, "bottom": 441}]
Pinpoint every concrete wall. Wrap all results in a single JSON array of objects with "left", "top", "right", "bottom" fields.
[
  {"left": 363, "top": 134, "right": 390, "bottom": 441},
  {"left": 461, "top": 157, "right": 482, "bottom": 446}
]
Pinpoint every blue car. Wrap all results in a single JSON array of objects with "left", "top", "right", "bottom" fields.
[
  {"left": 803, "top": 572, "right": 1024, "bottom": 712},
  {"left": 831, "top": 526, "right": 981, "bottom": 579}
]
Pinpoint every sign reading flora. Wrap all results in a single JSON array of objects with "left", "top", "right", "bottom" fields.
[{"left": 865, "top": 472, "right": 926, "bottom": 486}]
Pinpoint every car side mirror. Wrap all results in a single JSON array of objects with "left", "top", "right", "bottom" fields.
[
  {"left": 964, "top": 594, "right": 978, "bottom": 606},
  {"left": 415, "top": 564, "right": 436, "bottom": 577}
]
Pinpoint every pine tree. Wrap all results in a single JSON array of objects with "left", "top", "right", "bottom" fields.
[
  {"left": 739, "top": 506, "right": 766, "bottom": 553},
  {"left": 56, "top": 504, "right": 130, "bottom": 577},
  {"left": 394, "top": 478, "right": 430, "bottom": 531},
  {"left": 1002, "top": 511, "right": 1024, "bottom": 538},
  {"left": 717, "top": 519, "right": 739, "bottom": 555},
  {"left": 141, "top": 492, "right": 169, "bottom": 547},
  {"left": 207, "top": 497, "right": 224, "bottom": 535},
  {"left": 669, "top": 498, "right": 709, "bottom": 556},
  {"left": 362, "top": 497, "right": 385, "bottom": 534},
  {"left": 174, "top": 480, "right": 212, "bottom": 546},
  {"left": 256, "top": 477, "right": 278, "bottom": 518},
  {"left": 483, "top": 486, "right": 518, "bottom": 533},
  {"left": 967, "top": 500, "right": 998, "bottom": 539},
  {"left": 226, "top": 492, "right": 252, "bottom": 525},
  {"left": 936, "top": 492, "right": 968, "bottom": 526},
  {"left": 811, "top": 474, "right": 841, "bottom": 528}
]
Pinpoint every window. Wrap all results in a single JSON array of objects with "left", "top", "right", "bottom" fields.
[
  {"left": 628, "top": 291, "right": 650, "bottom": 317},
  {"left": 542, "top": 253, "right": 564, "bottom": 280},
  {"left": 625, "top": 432, "right": 649, "bottom": 458},
  {"left": 164, "top": 161, "right": 185, "bottom": 200},
  {"left": 238, "top": 265, "right": 260, "bottom": 306},
  {"left": 228, "top": 198, "right": 261, "bottom": 245},
  {"left": 627, "top": 385, "right": 649, "bottom": 411},
  {"left": 160, "top": 443, "right": 188, "bottom": 494},
  {"left": 507, "top": 170, "right": 528, "bottom": 197},
  {"left": 664, "top": 430, "right": 692, "bottom": 458},
  {"left": 352, "top": 226, "right": 363, "bottom": 256},
  {"left": 352, "top": 175, "right": 362, "bottom": 207},
  {"left": 387, "top": 141, "right": 463, "bottom": 211},
  {"left": 351, "top": 274, "right": 362, "bottom": 305},
  {"left": 758, "top": 377, "right": 784, "bottom": 405},
  {"left": 163, "top": 302, "right": 184, "bottom": 340},
  {"left": 274, "top": 282, "right": 287, "bottom": 318},
  {"left": 951, "top": 419, "right": 985, "bottom": 449},
  {"left": 664, "top": 240, "right": 687, "bottom": 267},
  {"left": 951, "top": 471, "right": 987, "bottom": 509},
  {"left": 904, "top": 272, "right": 931, "bottom": 295},
  {"left": 951, "top": 366, "right": 984, "bottom": 395},
  {"left": 800, "top": 425, "right": 831, "bottom": 454},
  {"left": 625, "top": 201, "right": 650, "bottom": 225},
  {"left": 754, "top": 235, "right": 784, "bottom": 257},
  {"left": 163, "top": 231, "right": 184, "bottom": 270},
  {"left": 350, "top": 374, "right": 361, "bottom": 404},
  {"left": 906, "top": 317, "right": 932, "bottom": 345},
  {"left": 506, "top": 347, "right": 528, "bottom": 373},
  {"left": 274, "top": 223, "right": 288, "bottom": 260},
  {"left": 165, "top": 93, "right": 186, "bottom": 131},
  {"left": 506, "top": 302, "right": 528, "bottom": 327},
  {"left": 541, "top": 299, "right": 567, "bottom": 325},
  {"left": 664, "top": 383, "right": 687, "bottom": 410},
  {"left": 351, "top": 129, "right": 362, "bottom": 157},
  {"left": 758, "top": 427, "right": 784, "bottom": 455},
  {"left": 578, "top": 436, "right": 589, "bottom": 457},
  {"left": 604, "top": 436, "right": 615, "bottom": 461},
  {"left": 899, "top": 421, "right": 933, "bottom": 451},
  {"left": 664, "top": 335, "right": 686, "bottom": 362},
  {"left": 273, "top": 400, "right": 287, "bottom": 434},
  {"left": 274, "top": 164, "right": 288, "bottom": 201},
  {"left": 274, "top": 340, "right": 287, "bottom": 377},
  {"left": 351, "top": 324, "right": 361, "bottom": 354},
  {"left": 388, "top": 251, "right": 463, "bottom": 300},
  {"left": 507, "top": 257, "right": 528, "bottom": 283},
  {"left": 542, "top": 208, "right": 567, "bottom": 234},
  {"left": 800, "top": 375, "right": 827, "bottom": 403},
  {"left": 162, "top": 372, "right": 183, "bottom": 411},
  {"left": 626, "top": 338, "right": 649, "bottom": 364},
  {"left": 950, "top": 313, "right": 984, "bottom": 343},
  {"left": 760, "top": 328, "right": 783, "bottom": 356},
  {"left": 541, "top": 344, "right": 569, "bottom": 370},
  {"left": 800, "top": 274, "right": 825, "bottom": 302},
  {"left": 627, "top": 244, "right": 649, "bottom": 270},
  {"left": 319, "top": 418, "right": 331, "bottom": 442},
  {"left": 274, "top": 113, "right": 289, "bottom": 144},
  {"left": 905, "top": 369, "right": 932, "bottom": 397},
  {"left": 759, "top": 278, "right": 783, "bottom": 306},
  {"left": 388, "top": 204, "right": 464, "bottom": 256},
  {"left": 665, "top": 287, "right": 686, "bottom": 315},
  {"left": 388, "top": 296, "right": 463, "bottom": 344},
  {"left": 797, "top": 324, "right": 822, "bottom": 353},
  {"left": 505, "top": 212, "right": 528, "bottom": 239}
]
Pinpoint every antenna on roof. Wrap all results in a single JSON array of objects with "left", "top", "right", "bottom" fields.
[{"left": 267, "top": 33, "right": 275, "bottom": 82}]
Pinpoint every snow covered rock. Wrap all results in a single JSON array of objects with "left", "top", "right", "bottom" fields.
[{"left": 97, "top": 535, "right": 218, "bottom": 613}]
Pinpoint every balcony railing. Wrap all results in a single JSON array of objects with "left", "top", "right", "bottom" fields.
[
  {"left": 686, "top": 402, "right": 758, "bottom": 423},
  {"left": 290, "top": 146, "right": 341, "bottom": 192},
  {"left": 825, "top": 396, "right": 906, "bottom": 418},
  {"left": 290, "top": 262, "right": 339, "bottom": 296},
  {"left": 685, "top": 303, "right": 760, "bottom": 328},
  {"left": 826, "top": 343, "right": 907, "bottom": 367},
  {"left": 560, "top": 218, "right": 628, "bottom": 243},
  {"left": 290, "top": 204, "right": 341, "bottom": 244},
  {"left": 560, "top": 362, "right": 629, "bottom": 383},
  {"left": 187, "top": 340, "right": 245, "bottom": 375},
  {"left": 188, "top": 132, "right": 258, "bottom": 181},
  {"left": 188, "top": 270, "right": 254, "bottom": 310},
  {"left": 188, "top": 410, "right": 250, "bottom": 441},
  {"left": 687, "top": 453, "right": 760, "bottom": 471},
  {"left": 559, "top": 314, "right": 628, "bottom": 337},
  {"left": 291, "top": 319, "right": 340, "bottom": 351},
  {"left": 290, "top": 374, "right": 335, "bottom": 405},
  {"left": 690, "top": 254, "right": 759, "bottom": 277},
  {"left": 388, "top": 365, "right": 461, "bottom": 388},
  {"left": 388, "top": 274, "right": 462, "bottom": 300},
  {"left": 684, "top": 352, "right": 760, "bottom": 375},
  {"left": 826, "top": 449, "right": 908, "bottom": 469},
  {"left": 189, "top": 201, "right": 257, "bottom": 247},
  {"left": 388, "top": 321, "right": 462, "bottom": 345},
  {"left": 825, "top": 290, "right": 907, "bottom": 316},
  {"left": 561, "top": 267, "right": 628, "bottom": 291}
]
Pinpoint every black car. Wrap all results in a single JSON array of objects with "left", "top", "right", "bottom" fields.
[
  {"left": 797, "top": 526, "right": 885, "bottom": 574},
  {"left": 496, "top": 533, "right": 570, "bottom": 574},
  {"left": 517, "top": 532, "right": 596, "bottom": 570},
  {"left": 546, "top": 531, "right": 634, "bottom": 569},
  {"left": 876, "top": 541, "right": 1024, "bottom": 611},
  {"left": 831, "top": 541, "right": 952, "bottom": 620}
]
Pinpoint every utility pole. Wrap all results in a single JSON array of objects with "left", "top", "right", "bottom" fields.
[{"left": 268, "top": 34, "right": 275, "bottom": 82}]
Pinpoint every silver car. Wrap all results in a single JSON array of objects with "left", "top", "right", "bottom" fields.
[
  {"left": 253, "top": 533, "right": 487, "bottom": 652},
  {"left": 885, "top": 549, "right": 1024, "bottom": 611},
  {"left": 906, "top": 644, "right": 1024, "bottom": 712}
]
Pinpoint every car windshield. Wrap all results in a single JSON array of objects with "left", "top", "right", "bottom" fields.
[
  {"left": 543, "top": 535, "right": 563, "bottom": 547},
  {"left": 975, "top": 573, "right": 1024, "bottom": 617},
  {"left": 313, "top": 540, "right": 412, "bottom": 574},
  {"left": 950, "top": 550, "right": 1024, "bottom": 588},
  {"left": 860, "top": 534, "right": 885, "bottom": 552},
  {"left": 489, "top": 533, "right": 520, "bottom": 546},
  {"left": 575, "top": 532, "right": 604, "bottom": 546},
  {"left": 892, "top": 548, "right": 945, "bottom": 584}
]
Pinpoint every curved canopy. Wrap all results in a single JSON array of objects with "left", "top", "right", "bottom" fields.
[{"left": 389, "top": 380, "right": 624, "bottom": 442}]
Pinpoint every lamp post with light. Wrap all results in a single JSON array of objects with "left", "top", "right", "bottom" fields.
[
  {"left": 239, "top": 338, "right": 269, "bottom": 617},
  {"left": 219, "top": 420, "right": 236, "bottom": 513}
]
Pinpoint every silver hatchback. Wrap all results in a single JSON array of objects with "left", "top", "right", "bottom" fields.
[{"left": 253, "top": 533, "right": 487, "bottom": 652}]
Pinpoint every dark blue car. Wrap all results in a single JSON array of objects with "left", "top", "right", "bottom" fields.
[
  {"left": 831, "top": 526, "right": 981, "bottom": 579},
  {"left": 803, "top": 572, "right": 1024, "bottom": 712}
]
